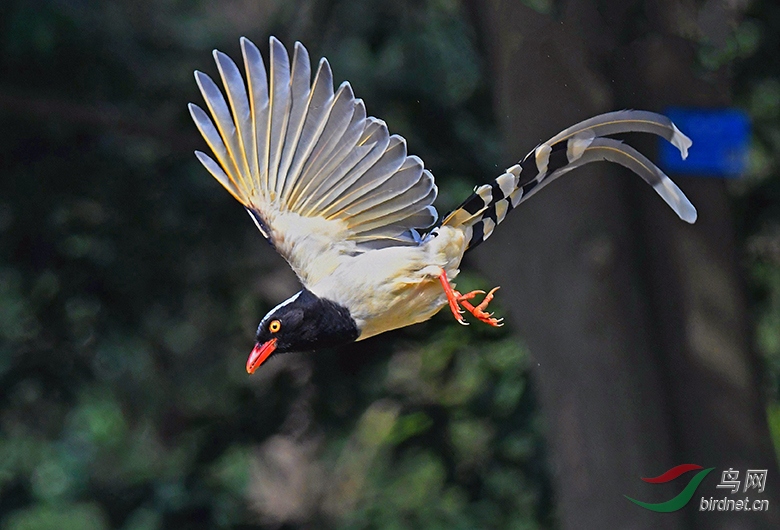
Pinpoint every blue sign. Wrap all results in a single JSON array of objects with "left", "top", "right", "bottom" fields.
[{"left": 659, "top": 107, "right": 750, "bottom": 177}]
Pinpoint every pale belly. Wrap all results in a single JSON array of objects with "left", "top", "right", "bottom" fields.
[{"left": 307, "top": 226, "right": 467, "bottom": 340}]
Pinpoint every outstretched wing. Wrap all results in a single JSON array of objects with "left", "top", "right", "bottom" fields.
[{"left": 189, "top": 37, "right": 438, "bottom": 286}]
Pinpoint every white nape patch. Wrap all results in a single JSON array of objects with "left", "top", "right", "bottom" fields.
[
  {"left": 566, "top": 132, "right": 595, "bottom": 162},
  {"left": 535, "top": 144, "right": 552, "bottom": 174},
  {"left": 261, "top": 290, "right": 302, "bottom": 325},
  {"left": 671, "top": 123, "right": 692, "bottom": 160},
  {"left": 246, "top": 209, "right": 270, "bottom": 239},
  {"left": 495, "top": 172, "right": 515, "bottom": 197},
  {"left": 653, "top": 178, "right": 698, "bottom": 224},
  {"left": 494, "top": 199, "right": 509, "bottom": 223},
  {"left": 482, "top": 218, "right": 496, "bottom": 240}
]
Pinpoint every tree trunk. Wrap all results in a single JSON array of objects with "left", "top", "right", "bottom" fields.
[{"left": 469, "top": 1, "right": 779, "bottom": 528}]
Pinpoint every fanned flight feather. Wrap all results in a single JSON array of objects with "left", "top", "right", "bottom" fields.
[{"left": 190, "top": 37, "right": 439, "bottom": 287}]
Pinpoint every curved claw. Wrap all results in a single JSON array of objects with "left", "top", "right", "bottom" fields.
[
  {"left": 447, "top": 299, "right": 466, "bottom": 322},
  {"left": 475, "top": 286, "right": 500, "bottom": 313},
  {"left": 438, "top": 270, "right": 504, "bottom": 328}
]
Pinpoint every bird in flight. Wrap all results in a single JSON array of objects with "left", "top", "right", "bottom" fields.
[{"left": 189, "top": 37, "right": 696, "bottom": 374}]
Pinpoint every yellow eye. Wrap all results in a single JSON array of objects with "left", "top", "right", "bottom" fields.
[{"left": 269, "top": 319, "right": 281, "bottom": 333}]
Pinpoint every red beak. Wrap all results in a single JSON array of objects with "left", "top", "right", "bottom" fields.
[{"left": 246, "top": 338, "right": 277, "bottom": 374}]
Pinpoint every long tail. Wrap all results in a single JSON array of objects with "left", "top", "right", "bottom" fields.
[{"left": 441, "top": 110, "right": 696, "bottom": 251}]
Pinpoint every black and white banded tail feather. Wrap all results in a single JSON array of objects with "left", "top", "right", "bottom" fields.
[{"left": 441, "top": 110, "right": 697, "bottom": 251}]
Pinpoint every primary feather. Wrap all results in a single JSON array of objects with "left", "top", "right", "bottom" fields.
[{"left": 190, "top": 37, "right": 437, "bottom": 287}]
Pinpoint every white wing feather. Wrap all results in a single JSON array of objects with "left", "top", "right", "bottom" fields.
[{"left": 190, "top": 37, "right": 439, "bottom": 287}]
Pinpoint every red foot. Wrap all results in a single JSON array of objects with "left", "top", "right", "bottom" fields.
[{"left": 437, "top": 271, "right": 504, "bottom": 327}]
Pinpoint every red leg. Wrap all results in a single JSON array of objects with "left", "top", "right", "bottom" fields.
[
  {"left": 438, "top": 269, "right": 468, "bottom": 325},
  {"left": 437, "top": 270, "right": 504, "bottom": 327}
]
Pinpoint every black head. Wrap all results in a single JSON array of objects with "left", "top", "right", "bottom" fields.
[{"left": 246, "top": 289, "right": 359, "bottom": 373}]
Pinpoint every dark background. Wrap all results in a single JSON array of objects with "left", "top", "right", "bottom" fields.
[{"left": 2, "top": 0, "right": 779, "bottom": 528}]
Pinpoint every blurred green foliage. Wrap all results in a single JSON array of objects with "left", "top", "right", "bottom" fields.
[
  {"left": 4, "top": 0, "right": 780, "bottom": 527},
  {"left": 732, "top": 1, "right": 780, "bottom": 459},
  {"left": 0, "top": 0, "right": 546, "bottom": 528}
]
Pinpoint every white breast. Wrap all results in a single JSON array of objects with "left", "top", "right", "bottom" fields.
[{"left": 307, "top": 225, "right": 468, "bottom": 339}]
